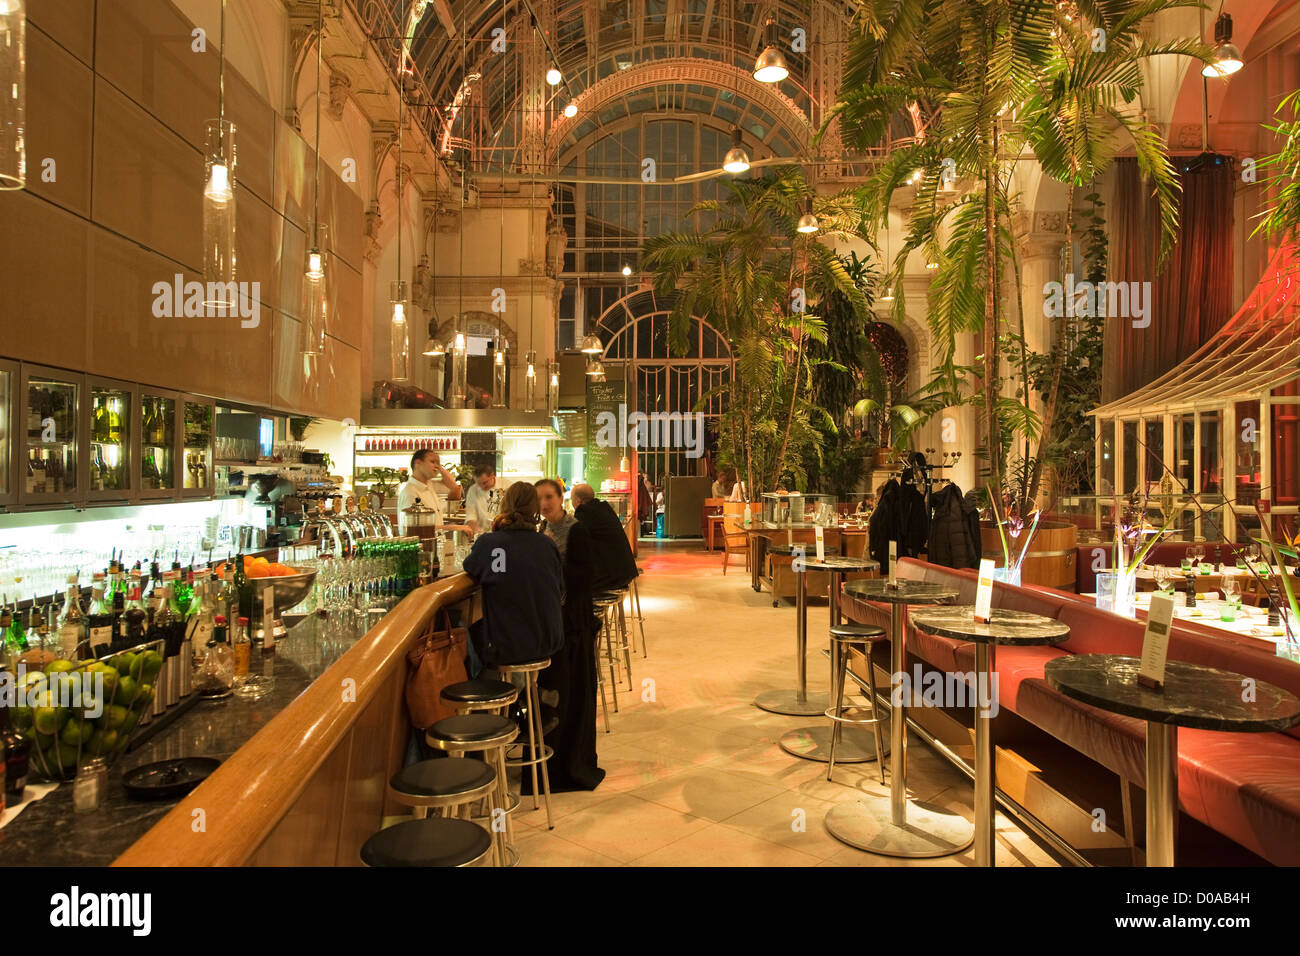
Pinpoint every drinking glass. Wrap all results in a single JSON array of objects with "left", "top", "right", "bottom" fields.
[
  {"left": 1189, "top": 543, "right": 1206, "bottom": 568},
  {"left": 1221, "top": 576, "right": 1241, "bottom": 608},
  {"left": 1153, "top": 565, "right": 1173, "bottom": 595}
]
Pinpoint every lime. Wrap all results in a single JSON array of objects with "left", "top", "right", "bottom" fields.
[
  {"left": 112, "top": 733, "right": 130, "bottom": 753},
  {"left": 10, "top": 705, "right": 32, "bottom": 732},
  {"left": 104, "top": 704, "right": 130, "bottom": 731},
  {"left": 121, "top": 709, "right": 140, "bottom": 734},
  {"left": 87, "top": 662, "right": 118, "bottom": 702},
  {"left": 49, "top": 671, "right": 77, "bottom": 706},
  {"left": 20, "top": 670, "right": 47, "bottom": 701},
  {"left": 86, "top": 729, "right": 108, "bottom": 756},
  {"left": 133, "top": 684, "right": 154, "bottom": 709},
  {"left": 138, "top": 651, "right": 164, "bottom": 686},
  {"left": 115, "top": 652, "right": 138, "bottom": 678},
  {"left": 45, "top": 659, "right": 76, "bottom": 674},
  {"left": 60, "top": 717, "right": 90, "bottom": 746},
  {"left": 33, "top": 705, "right": 60, "bottom": 736},
  {"left": 114, "top": 675, "right": 137, "bottom": 706},
  {"left": 57, "top": 742, "right": 80, "bottom": 770}
]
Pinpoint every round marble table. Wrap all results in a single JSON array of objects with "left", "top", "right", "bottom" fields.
[
  {"left": 825, "top": 578, "right": 965, "bottom": 858},
  {"left": 1045, "top": 654, "right": 1300, "bottom": 867},
  {"left": 911, "top": 606, "right": 1070, "bottom": 866},
  {"left": 765, "top": 555, "right": 881, "bottom": 763}
]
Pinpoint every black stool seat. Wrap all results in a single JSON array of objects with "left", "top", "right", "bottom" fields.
[
  {"left": 441, "top": 679, "right": 517, "bottom": 703},
  {"left": 391, "top": 757, "right": 496, "bottom": 798},
  {"left": 428, "top": 713, "right": 518, "bottom": 744},
  {"left": 829, "top": 623, "right": 887, "bottom": 641},
  {"left": 361, "top": 818, "right": 491, "bottom": 867},
  {"left": 593, "top": 592, "right": 620, "bottom": 605}
]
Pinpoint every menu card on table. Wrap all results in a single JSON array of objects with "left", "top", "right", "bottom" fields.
[
  {"left": 974, "top": 559, "right": 994, "bottom": 623},
  {"left": 1138, "top": 592, "right": 1175, "bottom": 689},
  {"left": 815, "top": 526, "right": 825, "bottom": 563},
  {"left": 888, "top": 541, "right": 898, "bottom": 585}
]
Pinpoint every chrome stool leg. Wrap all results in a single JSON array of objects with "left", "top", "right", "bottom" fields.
[
  {"left": 827, "top": 639, "right": 846, "bottom": 781},
  {"left": 498, "top": 661, "right": 555, "bottom": 830},
  {"left": 595, "top": 632, "right": 612, "bottom": 733},
  {"left": 864, "top": 647, "right": 887, "bottom": 785},
  {"left": 601, "top": 605, "right": 620, "bottom": 713},
  {"left": 616, "top": 596, "right": 633, "bottom": 687},
  {"left": 630, "top": 577, "right": 648, "bottom": 658}
]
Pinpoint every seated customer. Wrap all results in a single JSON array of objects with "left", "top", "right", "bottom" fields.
[
  {"left": 535, "top": 479, "right": 604, "bottom": 791},
  {"left": 570, "top": 483, "right": 639, "bottom": 593},
  {"left": 461, "top": 482, "right": 564, "bottom": 668}
]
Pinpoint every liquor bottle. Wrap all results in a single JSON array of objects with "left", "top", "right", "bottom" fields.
[
  {"left": 189, "top": 578, "right": 215, "bottom": 664},
  {"left": 232, "top": 616, "right": 251, "bottom": 681},
  {"left": 107, "top": 397, "right": 124, "bottom": 444},
  {"left": 92, "top": 397, "right": 108, "bottom": 444},
  {"left": 58, "top": 578, "right": 85, "bottom": 659},
  {"left": 743, "top": 500, "right": 752, "bottom": 528},
  {"left": 89, "top": 447, "right": 103, "bottom": 491},
  {"left": 123, "top": 583, "right": 147, "bottom": 650},
  {"left": 6, "top": 601, "right": 27, "bottom": 654},
  {"left": 108, "top": 587, "right": 127, "bottom": 653},
  {"left": 0, "top": 702, "right": 31, "bottom": 805},
  {"left": 86, "top": 574, "right": 112, "bottom": 658},
  {"left": 28, "top": 601, "right": 48, "bottom": 656},
  {"left": 233, "top": 551, "right": 253, "bottom": 620}
]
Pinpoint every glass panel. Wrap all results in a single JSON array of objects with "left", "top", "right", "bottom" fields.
[
  {"left": 183, "top": 401, "right": 212, "bottom": 490},
  {"left": 0, "top": 367, "right": 9, "bottom": 497},
  {"left": 90, "top": 385, "right": 130, "bottom": 493},
  {"left": 1142, "top": 419, "right": 1163, "bottom": 493},
  {"left": 1198, "top": 410, "right": 1222, "bottom": 494},
  {"left": 25, "top": 373, "right": 78, "bottom": 495},
  {"left": 142, "top": 394, "right": 176, "bottom": 490},
  {"left": 1121, "top": 420, "right": 1138, "bottom": 494},
  {"left": 1270, "top": 400, "right": 1300, "bottom": 506},
  {"left": 1173, "top": 413, "right": 1195, "bottom": 493},
  {"left": 1235, "top": 400, "right": 1263, "bottom": 506},
  {"left": 1099, "top": 419, "right": 1115, "bottom": 495}
]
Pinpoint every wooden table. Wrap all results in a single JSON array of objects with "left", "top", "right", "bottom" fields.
[{"left": 704, "top": 513, "right": 726, "bottom": 551}]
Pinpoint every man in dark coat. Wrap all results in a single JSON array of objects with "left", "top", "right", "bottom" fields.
[{"left": 571, "top": 483, "right": 639, "bottom": 592}]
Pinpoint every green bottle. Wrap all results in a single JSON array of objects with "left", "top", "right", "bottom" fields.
[{"left": 233, "top": 552, "right": 253, "bottom": 621}]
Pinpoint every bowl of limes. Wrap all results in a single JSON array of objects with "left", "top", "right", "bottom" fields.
[{"left": 11, "top": 641, "right": 166, "bottom": 781}]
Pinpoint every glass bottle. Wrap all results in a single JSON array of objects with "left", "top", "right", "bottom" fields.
[
  {"left": 108, "top": 587, "right": 127, "bottom": 653},
  {"left": 86, "top": 574, "right": 112, "bottom": 659},
  {"left": 1, "top": 703, "right": 31, "bottom": 806},
  {"left": 195, "top": 615, "right": 235, "bottom": 696},
  {"left": 58, "top": 577, "right": 85, "bottom": 660},
  {"left": 123, "top": 582, "right": 147, "bottom": 649},
  {"left": 231, "top": 616, "right": 251, "bottom": 681}
]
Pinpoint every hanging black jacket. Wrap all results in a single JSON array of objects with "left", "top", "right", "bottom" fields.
[
  {"left": 870, "top": 477, "right": 930, "bottom": 574},
  {"left": 928, "top": 482, "right": 981, "bottom": 570}
]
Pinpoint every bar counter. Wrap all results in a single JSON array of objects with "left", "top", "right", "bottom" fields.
[{"left": 2, "top": 573, "right": 475, "bottom": 867}]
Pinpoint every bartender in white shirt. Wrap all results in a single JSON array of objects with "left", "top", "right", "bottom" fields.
[
  {"left": 464, "top": 464, "right": 501, "bottom": 536},
  {"left": 397, "top": 448, "right": 463, "bottom": 534}
]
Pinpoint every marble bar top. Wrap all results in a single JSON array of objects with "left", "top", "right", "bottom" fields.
[
  {"left": 911, "top": 606, "right": 1070, "bottom": 646},
  {"left": 0, "top": 600, "right": 401, "bottom": 866},
  {"left": 1045, "top": 654, "right": 1300, "bottom": 732}
]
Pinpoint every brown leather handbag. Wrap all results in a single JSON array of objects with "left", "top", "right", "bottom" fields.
[{"left": 404, "top": 609, "right": 469, "bottom": 730}]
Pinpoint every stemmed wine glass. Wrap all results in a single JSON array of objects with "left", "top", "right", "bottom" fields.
[
  {"left": 1189, "top": 543, "right": 1206, "bottom": 569},
  {"left": 1153, "top": 564, "right": 1173, "bottom": 595}
]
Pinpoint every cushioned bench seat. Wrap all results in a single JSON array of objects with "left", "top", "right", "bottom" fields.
[{"left": 839, "top": 557, "right": 1300, "bottom": 865}]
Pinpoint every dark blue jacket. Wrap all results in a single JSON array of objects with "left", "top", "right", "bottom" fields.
[{"left": 462, "top": 526, "right": 565, "bottom": 666}]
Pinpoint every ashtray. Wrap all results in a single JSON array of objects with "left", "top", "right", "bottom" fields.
[{"left": 123, "top": 757, "right": 221, "bottom": 800}]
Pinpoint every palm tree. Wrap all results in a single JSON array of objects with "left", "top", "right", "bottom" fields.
[
  {"left": 834, "top": 0, "right": 1207, "bottom": 510},
  {"left": 642, "top": 167, "right": 871, "bottom": 493}
]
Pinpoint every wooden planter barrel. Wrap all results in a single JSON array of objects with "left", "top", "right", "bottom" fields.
[{"left": 979, "top": 520, "right": 1078, "bottom": 591}]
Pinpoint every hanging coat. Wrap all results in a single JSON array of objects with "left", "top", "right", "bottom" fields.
[
  {"left": 928, "top": 482, "right": 980, "bottom": 570},
  {"left": 869, "top": 479, "right": 904, "bottom": 573}
]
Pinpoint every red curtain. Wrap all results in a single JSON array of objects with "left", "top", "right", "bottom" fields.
[{"left": 1103, "top": 156, "right": 1235, "bottom": 402}]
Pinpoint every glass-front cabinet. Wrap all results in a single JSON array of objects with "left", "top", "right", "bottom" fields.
[
  {"left": 19, "top": 364, "right": 82, "bottom": 507},
  {"left": 0, "top": 359, "right": 14, "bottom": 507},
  {"left": 138, "top": 387, "right": 179, "bottom": 498},
  {"left": 182, "top": 396, "right": 214, "bottom": 496},
  {"left": 86, "top": 376, "right": 135, "bottom": 501}
]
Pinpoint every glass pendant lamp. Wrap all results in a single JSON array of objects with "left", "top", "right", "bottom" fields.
[
  {"left": 450, "top": 331, "right": 468, "bottom": 408},
  {"left": 301, "top": 1, "right": 328, "bottom": 354},
  {"left": 202, "top": 0, "right": 237, "bottom": 311},
  {"left": 390, "top": 280, "right": 410, "bottom": 381},
  {"left": 492, "top": 342, "right": 508, "bottom": 407},
  {"left": 548, "top": 360, "right": 560, "bottom": 412},
  {"left": 0, "top": 0, "right": 26, "bottom": 190},
  {"left": 524, "top": 350, "right": 538, "bottom": 412}
]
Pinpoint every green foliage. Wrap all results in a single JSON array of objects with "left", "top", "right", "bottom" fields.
[{"left": 1256, "top": 91, "right": 1300, "bottom": 244}]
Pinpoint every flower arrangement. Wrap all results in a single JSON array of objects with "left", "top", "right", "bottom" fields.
[
  {"left": 1112, "top": 493, "right": 1182, "bottom": 578},
  {"left": 1253, "top": 501, "right": 1300, "bottom": 649},
  {"left": 986, "top": 489, "right": 1040, "bottom": 579}
]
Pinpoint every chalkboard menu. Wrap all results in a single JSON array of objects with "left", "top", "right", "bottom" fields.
[
  {"left": 460, "top": 430, "right": 497, "bottom": 475},
  {"left": 585, "top": 379, "right": 626, "bottom": 493}
]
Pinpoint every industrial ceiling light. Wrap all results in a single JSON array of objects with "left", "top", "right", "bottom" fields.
[
  {"left": 422, "top": 337, "right": 445, "bottom": 356},
  {"left": 563, "top": 100, "right": 578, "bottom": 118},
  {"left": 879, "top": 286, "right": 895, "bottom": 302},
  {"left": 1202, "top": 13, "right": 1243, "bottom": 77},
  {"left": 753, "top": 47, "right": 789, "bottom": 83},
  {"left": 586, "top": 358, "right": 605, "bottom": 377},
  {"left": 722, "top": 127, "right": 750, "bottom": 175},
  {"left": 580, "top": 333, "right": 603, "bottom": 354},
  {"left": 753, "top": 17, "right": 789, "bottom": 83},
  {"left": 621, "top": 264, "right": 632, "bottom": 276},
  {"left": 546, "top": 67, "right": 562, "bottom": 85},
  {"left": 795, "top": 197, "right": 818, "bottom": 234}
]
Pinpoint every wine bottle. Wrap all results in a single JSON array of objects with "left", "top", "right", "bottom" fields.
[
  {"left": 58, "top": 578, "right": 85, "bottom": 659},
  {"left": 86, "top": 574, "right": 112, "bottom": 659}
]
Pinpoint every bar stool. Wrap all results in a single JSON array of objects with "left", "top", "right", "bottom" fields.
[
  {"left": 608, "top": 587, "right": 635, "bottom": 685},
  {"left": 498, "top": 658, "right": 555, "bottom": 830},
  {"left": 441, "top": 677, "right": 519, "bottom": 716},
  {"left": 388, "top": 757, "right": 498, "bottom": 821},
  {"left": 629, "top": 571, "right": 648, "bottom": 658},
  {"left": 361, "top": 817, "right": 493, "bottom": 867},
  {"left": 593, "top": 592, "right": 623, "bottom": 716},
  {"left": 826, "top": 623, "right": 889, "bottom": 784},
  {"left": 426, "top": 714, "right": 520, "bottom": 866}
]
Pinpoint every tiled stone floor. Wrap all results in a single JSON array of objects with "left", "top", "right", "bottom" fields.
[{"left": 508, "top": 540, "right": 1061, "bottom": 867}]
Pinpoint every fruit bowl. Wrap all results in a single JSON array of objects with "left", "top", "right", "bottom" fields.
[
  {"left": 12, "top": 639, "right": 166, "bottom": 782},
  {"left": 263, "top": 568, "right": 318, "bottom": 613}
]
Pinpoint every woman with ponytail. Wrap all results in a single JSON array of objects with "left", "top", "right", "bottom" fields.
[{"left": 462, "top": 481, "right": 564, "bottom": 668}]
